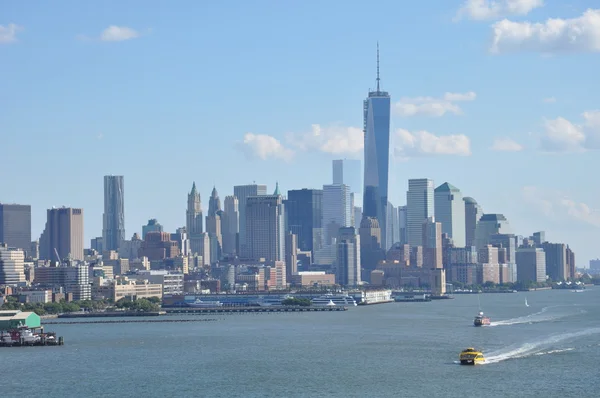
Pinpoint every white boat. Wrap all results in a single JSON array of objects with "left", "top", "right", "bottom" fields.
[
  {"left": 187, "top": 299, "right": 224, "bottom": 308},
  {"left": 311, "top": 294, "right": 357, "bottom": 306},
  {"left": 525, "top": 298, "right": 529, "bottom": 307}
]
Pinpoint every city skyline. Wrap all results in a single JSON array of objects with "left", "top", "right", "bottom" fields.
[{"left": 2, "top": 1, "right": 600, "bottom": 262}]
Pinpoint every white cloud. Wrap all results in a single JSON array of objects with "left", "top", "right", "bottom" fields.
[
  {"left": 286, "top": 124, "right": 364, "bottom": 156},
  {"left": 491, "top": 137, "right": 523, "bottom": 151},
  {"left": 0, "top": 23, "right": 23, "bottom": 43},
  {"left": 394, "top": 129, "right": 471, "bottom": 159},
  {"left": 522, "top": 186, "right": 600, "bottom": 227},
  {"left": 543, "top": 97, "right": 556, "bottom": 103},
  {"left": 394, "top": 91, "right": 476, "bottom": 117},
  {"left": 237, "top": 133, "right": 294, "bottom": 161},
  {"left": 539, "top": 111, "right": 600, "bottom": 152},
  {"left": 100, "top": 26, "right": 140, "bottom": 42},
  {"left": 491, "top": 9, "right": 600, "bottom": 54},
  {"left": 456, "top": 0, "right": 544, "bottom": 21}
]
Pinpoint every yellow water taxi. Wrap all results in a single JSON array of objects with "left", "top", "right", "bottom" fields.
[{"left": 459, "top": 348, "right": 485, "bottom": 365}]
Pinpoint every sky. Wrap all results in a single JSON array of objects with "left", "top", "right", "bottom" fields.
[{"left": 1, "top": 0, "right": 599, "bottom": 265}]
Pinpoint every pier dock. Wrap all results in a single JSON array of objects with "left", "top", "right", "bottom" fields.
[{"left": 165, "top": 306, "right": 347, "bottom": 314}]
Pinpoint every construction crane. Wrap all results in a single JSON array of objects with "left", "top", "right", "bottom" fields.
[{"left": 54, "top": 248, "right": 61, "bottom": 265}]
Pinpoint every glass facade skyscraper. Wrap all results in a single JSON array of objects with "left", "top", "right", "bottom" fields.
[
  {"left": 102, "top": 175, "right": 125, "bottom": 251},
  {"left": 285, "top": 189, "right": 323, "bottom": 254},
  {"left": 362, "top": 45, "right": 391, "bottom": 248}
]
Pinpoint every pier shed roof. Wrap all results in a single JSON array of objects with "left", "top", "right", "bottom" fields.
[{"left": 0, "top": 310, "right": 41, "bottom": 330}]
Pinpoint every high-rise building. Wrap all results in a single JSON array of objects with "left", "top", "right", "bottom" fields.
[
  {"left": 359, "top": 216, "right": 384, "bottom": 271},
  {"left": 186, "top": 182, "right": 203, "bottom": 235},
  {"left": 322, "top": 184, "right": 352, "bottom": 246},
  {"left": 0, "top": 203, "right": 31, "bottom": 253},
  {"left": 542, "top": 242, "right": 568, "bottom": 281},
  {"left": 516, "top": 247, "right": 546, "bottom": 283},
  {"left": 422, "top": 217, "right": 442, "bottom": 269},
  {"left": 102, "top": 175, "right": 125, "bottom": 251},
  {"left": 206, "top": 186, "right": 223, "bottom": 261},
  {"left": 0, "top": 243, "right": 26, "bottom": 285},
  {"left": 222, "top": 196, "right": 239, "bottom": 256},
  {"left": 245, "top": 194, "right": 285, "bottom": 262},
  {"left": 566, "top": 246, "right": 575, "bottom": 279},
  {"left": 39, "top": 207, "right": 84, "bottom": 261},
  {"left": 463, "top": 197, "right": 483, "bottom": 247},
  {"left": 353, "top": 206, "right": 362, "bottom": 230},
  {"left": 336, "top": 227, "right": 361, "bottom": 286},
  {"left": 478, "top": 245, "right": 500, "bottom": 284},
  {"left": 406, "top": 179, "right": 435, "bottom": 247},
  {"left": 398, "top": 205, "right": 407, "bottom": 244},
  {"left": 474, "top": 214, "right": 511, "bottom": 250},
  {"left": 362, "top": 44, "right": 391, "bottom": 251},
  {"left": 285, "top": 189, "right": 323, "bottom": 254},
  {"left": 142, "top": 219, "right": 163, "bottom": 239},
  {"left": 386, "top": 201, "right": 397, "bottom": 250},
  {"left": 332, "top": 159, "right": 362, "bottom": 194},
  {"left": 285, "top": 232, "right": 298, "bottom": 281},
  {"left": 234, "top": 184, "right": 268, "bottom": 256},
  {"left": 532, "top": 231, "right": 546, "bottom": 246},
  {"left": 171, "top": 227, "right": 190, "bottom": 257},
  {"left": 434, "top": 183, "right": 466, "bottom": 247},
  {"left": 489, "top": 233, "right": 517, "bottom": 283}
]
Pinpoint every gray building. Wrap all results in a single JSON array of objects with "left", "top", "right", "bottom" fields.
[
  {"left": 516, "top": 247, "right": 546, "bottom": 283},
  {"left": 474, "top": 214, "right": 511, "bottom": 250},
  {"left": 463, "top": 197, "right": 483, "bottom": 248},
  {"left": 245, "top": 194, "right": 285, "bottom": 262},
  {"left": 39, "top": 207, "right": 84, "bottom": 261},
  {"left": 102, "top": 175, "right": 125, "bottom": 251},
  {"left": 434, "top": 183, "right": 466, "bottom": 247},
  {"left": 142, "top": 219, "right": 163, "bottom": 240},
  {"left": 336, "top": 227, "right": 361, "bottom": 287},
  {"left": 234, "top": 184, "right": 268, "bottom": 256},
  {"left": 0, "top": 203, "right": 31, "bottom": 253},
  {"left": 222, "top": 195, "right": 239, "bottom": 257},
  {"left": 542, "top": 242, "right": 568, "bottom": 281},
  {"left": 332, "top": 159, "right": 362, "bottom": 196},
  {"left": 406, "top": 179, "right": 435, "bottom": 247},
  {"left": 322, "top": 184, "right": 353, "bottom": 247}
]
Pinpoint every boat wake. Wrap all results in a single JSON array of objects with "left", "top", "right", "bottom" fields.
[
  {"left": 489, "top": 306, "right": 585, "bottom": 327},
  {"left": 482, "top": 327, "right": 600, "bottom": 364}
]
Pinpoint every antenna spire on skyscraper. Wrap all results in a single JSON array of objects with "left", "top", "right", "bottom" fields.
[{"left": 376, "top": 42, "right": 380, "bottom": 93}]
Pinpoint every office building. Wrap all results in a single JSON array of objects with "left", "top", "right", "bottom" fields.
[
  {"left": 322, "top": 184, "right": 353, "bottom": 246},
  {"left": 234, "top": 184, "right": 268, "bottom": 256},
  {"left": 0, "top": 203, "right": 31, "bottom": 253},
  {"left": 39, "top": 207, "right": 84, "bottom": 261},
  {"left": 478, "top": 245, "right": 500, "bottom": 284},
  {"left": 398, "top": 206, "right": 407, "bottom": 244},
  {"left": 336, "top": 227, "right": 361, "bottom": 286},
  {"left": 362, "top": 44, "right": 391, "bottom": 251},
  {"left": 102, "top": 175, "right": 125, "bottom": 251},
  {"left": 142, "top": 219, "right": 163, "bottom": 239},
  {"left": 34, "top": 264, "right": 91, "bottom": 300},
  {"left": 353, "top": 207, "right": 362, "bottom": 230},
  {"left": 489, "top": 233, "right": 517, "bottom": 283},
  {"left": 285, "top": 232, "right": 298, "bottom": 280},
  {"left": 186, "top": 182, "right": 203, "bottom": 235},
  {"left": 222, "top": 195, "right": 239, "bottom": 256},
  {"left": 206, "top": 186, "right": 223, "bottom": 261},
  {"left": 171, "top": 227, "right": 190, "bottom": 257},
  {"left": 516, "top": 247, "right": 546, "bottom": 283},
  {"left": 532, "top": 231, "right": 546, "bottom": 246},
  {"left": 434, "top": 183, "right": 466, "bottom": 247},
  {"left": 542, "top": 242, "right": 568, "bottom": 281},
  {"left": 474, "top": 214, "right": 511, "bottom": 250},
  {"left": 406, "top": 179, "right": 435, "bottom": 247},
  {"left": 0, "top": 244, "right": 26, "bottom": 285},
  {"left": 285, "top": 189, "right": 323, "bottom": 254},
  {"left": 422, "top": 217, "right": 442, "bottom": 269},
  {"left": 463, "top": 197, "right": 483, "bottom": 248},
  {"left": 332, "top": 159, "right": 362, "bottom": 194},
  {"left": 245, "top": 194, "right": 285, "bottom": 262},
  {"left": 138, "top": 232, "right": 180, "bottom": 261}
]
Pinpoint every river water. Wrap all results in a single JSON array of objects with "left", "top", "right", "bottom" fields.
[{"left": 4, "top": 288, "right": 599, "bottom": 397}]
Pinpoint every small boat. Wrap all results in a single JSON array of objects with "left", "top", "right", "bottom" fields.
[
  {"left": 474, "top": 311, "right": 491, "bottom": 326},
  {"left": 525, "top": 298, "right": 529, "bottom": 307},
  {"left": 459, "top": 348, "right": 485, "bottom": 365}
]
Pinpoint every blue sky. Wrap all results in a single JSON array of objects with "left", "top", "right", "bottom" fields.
[{"left": 1, "top": 0, "right": 599, "bottom": 264}]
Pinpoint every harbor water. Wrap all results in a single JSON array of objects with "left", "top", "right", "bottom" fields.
[{"left": 4, "top": 287, "right": 599, "bottom": 397}]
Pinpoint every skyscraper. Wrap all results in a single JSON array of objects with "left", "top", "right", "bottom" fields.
[
  {"left": 222, "top": 195, "right": 239, "bottom": 256},
  {"left": 398, "top": 206, "right": 407, "bottom": 244},
  {"left": 186, "top": 182, "right": 203, "bottom": 236},
  {"left": 434, "top": 182, "right": 466, "bottom": 247},
  {"left": 336, "top": 227, "right": 361, "bottom": 286},
  {"left": 206, "top": 186, "right": 223, "bottom": 261},
  {"left": 422, "top": 217, "right": 442, "bottom": 269},
  {"left": 245, "top": 194, "right": 285, "bottom": 262},
  {"left": 102, "top": 175, "right": 125, "bottom": 251},
  {"left": 0, "top": 203, "right": 31, "bottom": 252},
  {"left": 362, "top": 44, "right": 391, "bottom": 250},
  {"left": 285, "top": 189, "right": 323, "bottom": 254},
  {"left": 474, "top": 214, "right": 511, "bottom": 250},
  {"left": 322, "top": 184, "right": 353, "bottom": 246},
  {"left": 234, "top": 184, "right": 268, "bottom": 256},
  {"left": 332, "top": 159, "right": 362, "bottom": 194},
  {"left": 39, "top": 207, "right": 84, "bottom": 261},
  {"left": 0, "top": 243, "right": 26, "bottom": 285},
  {"left": 406, "top": 178, "right": 435, "bottom": 247},
  {"left": 463, "top": 197, "right": 483, "bottom": 247},
  {"left": 542, "top": 242, "right": 568, "bottom": 281}
]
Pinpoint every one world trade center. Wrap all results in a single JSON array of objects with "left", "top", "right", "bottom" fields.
[{"left": 362, "top": 43, "right": 391, "bottom": 247}]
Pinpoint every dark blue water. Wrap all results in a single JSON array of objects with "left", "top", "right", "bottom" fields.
[{"left": 4, "top": 288, "right": 599, "bottom": 397}]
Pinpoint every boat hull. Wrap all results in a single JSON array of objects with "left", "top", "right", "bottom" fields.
[
  {"left": 460, "top": 359, "right": 484, "bottom": 365},
  {"left": 474, "top": 317, "right": 491, "bottom": 327}
]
